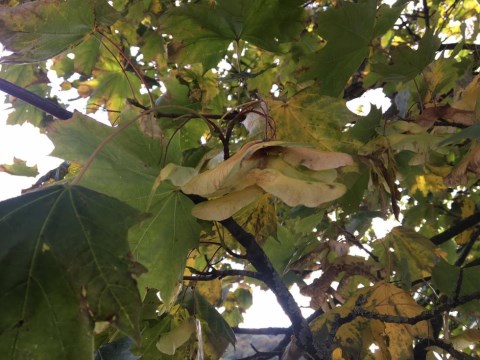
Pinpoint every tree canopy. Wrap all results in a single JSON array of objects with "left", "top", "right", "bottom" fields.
[{"left": 0, "top": 0, "right": 480, "bottom": 359}]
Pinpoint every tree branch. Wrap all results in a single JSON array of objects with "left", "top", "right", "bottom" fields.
[
  {"left": 218, "top": 217, "right": 320, "bottom": 358},
  {"left": 455, "top": 228, "right": 480, "bottom": 266},
  {"left": 0, "top": 78, "right": 73, "bottom": 120},
  {"left": 321, "top": 290, "right": 480, "bottom": 360},
  {"left": 438, "top": 43, "right": 480, "bottom": 52},
  {"left": 430, "top": 212, "right": 480, "bottom": 245},
  {"left": 183, "top": 268, "right": 264, "bottom": 282},
  {"left": 415, "top": 338, "right": 479, "bottom": 360},
  {"left": 232, "top": 327, "right": 290, "bottom": 335}
]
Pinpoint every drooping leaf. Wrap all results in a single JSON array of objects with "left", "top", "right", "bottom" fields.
[
  {"left": 191, "top": 185, "right": 264, "bottom": 221},
  {"left": 183, "top": 290, "right": 236, "bottom": 350},
  {"left": 0, "top": 185, "right": 143, "bottom": 359},
  {"left": 250, "top": 168, "right": 347, "bottom": 207},
  {"left": 156, "top": 317, "right": 195, "bottom": 355},
  {"left": 0, "top": 0, "right": 119, "bottom": 64}
]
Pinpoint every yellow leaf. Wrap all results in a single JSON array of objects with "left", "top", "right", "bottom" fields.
[
  {"left": 191, "top": 186, "right": 264, "bottom": 221},
  {"left": 453, "top": 74, "right": 480, "bottom": 111},
  {"left": 311, "top": 282, "right": 431, "bottom": 359},
  {"left": 412, "top": 173, "right": 447, "bottom": 196},
  {"left": 374, "top": 227, "right": 437, "bottom": 281},
  {"left": 456, "top": 196, "right": 475, "bottom": 245}
]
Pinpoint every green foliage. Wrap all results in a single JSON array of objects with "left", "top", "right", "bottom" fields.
[{"left": 1, "top": 0, "right": 480, "bottom": 359}]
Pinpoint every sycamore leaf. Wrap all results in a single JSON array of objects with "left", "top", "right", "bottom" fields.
[
  {"left": 160, "top": 0, "right": 304, "bottom": 69},
  {"left": 372, "top": 31, "right": 441, "bottom": 82},
  {"left": 191, "top": 185, "right": 264, "bottom": 221},
  {"left": 365, "top": 283, "right": 431, "bottom": 359},
  {"left": 373, "top": 227, "right": 437, "bottom": 285},
  {"left": 268, "top": 90, "right": 356, "bottom": 148},
  {"left": 300, "top": 0, "right": 376, "bottom": 96},
  {"left": 251, "top": 168, "right": 347, "bottom": 207},
  {"left": 129, "top": 183, "right": 200, "bottom": 304},
  {"left": 431, "top": 259, "right": 461, "bottom": 297},
  {"left": 0, "top": 185, "right": 142, "bottom": 359},
  {"left": 0, "top": 0, "right": 118, "bottom": 64},
  {"left": 80, "top": 71, "right": 143, "bottom": 124},
  {"left": 47, "top": 112, "right": 164, "bottom": 210},
  {"left": 311, "top": 282, "right": 430, "bottom": 359},
  {"left": 0, "top": 158, "right": 38, "bottom": 177}
]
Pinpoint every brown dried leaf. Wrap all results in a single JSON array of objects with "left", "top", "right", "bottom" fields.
[
  {"left": 181, "top": 141, "right": 263, "bottom": 196},
  {"left": 415, "top": 105, "right": 473, "bottom": 129},
  {"left": 300, "top": 255, "right": 379, "bottom": 310},
  {"left": 251, "top": 168, "right": 347, "bottom": 207},
  {"left": 445, "top": 143, "right": 480, "bottom": 186},
  {"left": 280, "top": 146, "right": 353, "bottom": 170}
]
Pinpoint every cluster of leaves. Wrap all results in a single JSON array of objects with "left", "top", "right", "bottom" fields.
[{"left": 1, "top": 0, "right": 480, "bottom": 359}]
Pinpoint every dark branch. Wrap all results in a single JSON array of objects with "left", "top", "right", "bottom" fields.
[
  {"left": 183, "top": 268, "right": 264, "bottom": 282},
  {"left": 218, "top": 217, "right": 319, "bottom": 358},
  {"left": 336, "top": 290, "right": 480, "bottom": 329},
  {"left": 455, "top": 228, "right": 480, "bottom": 266},
  {"left": 415, "top": 338, "right": 479, "bottom": 360},
  {"left": 0, "top": 78, "right": 73, "bottom": 120},
  {"left": 438, "top": 43, "right": 480, "bottom": 52},
  {"left": 430, "top": 212, "right": 480, "bottom": 245},
  {"left": 232, "top": 327, "right": 290, "bottom": 335}
]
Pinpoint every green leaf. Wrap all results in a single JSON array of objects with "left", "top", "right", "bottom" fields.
[
  {"left": 129, "top": 183, "right": 200, "bottom": 304},
  {"left": 431, "top": 259, "right": 461, "bottom": 297},
  {"left": 372, "top": 2, "right": 407, "bottom": 38},
  {"left": 0, "top": 0, "right": 119, "bottom": 64},
  {"left": 0, "top": 158, "right": 38, "bottom": 177},
  {"left": 161, "top": 0, "right": 304, "bottom": 69},
  {"left": 183, "top": 291, "right": 236, "bottom": 347},
  {"left": 83, "top": 71, "right": 143, "bottom": 124},
  {"left": 300, "top": 0, "right": 376, "bottom": 96},
  {"left": 263, "top": 225, "right": 296, "bottom": 275},
  {"left": 439, "top": 122, "right": 480, "bottom": 146},
  {"left": 0, "top": 185, "right": 142, "bottom": 359},
  {"left": 48, "top": 112, "right": 163, "bottom": 209},
  {"left": 460, "top": 266, "right": 480, "bottom": 297},
  {"left": 372, "top": 30, "right": 441, "bottom": 82}
]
